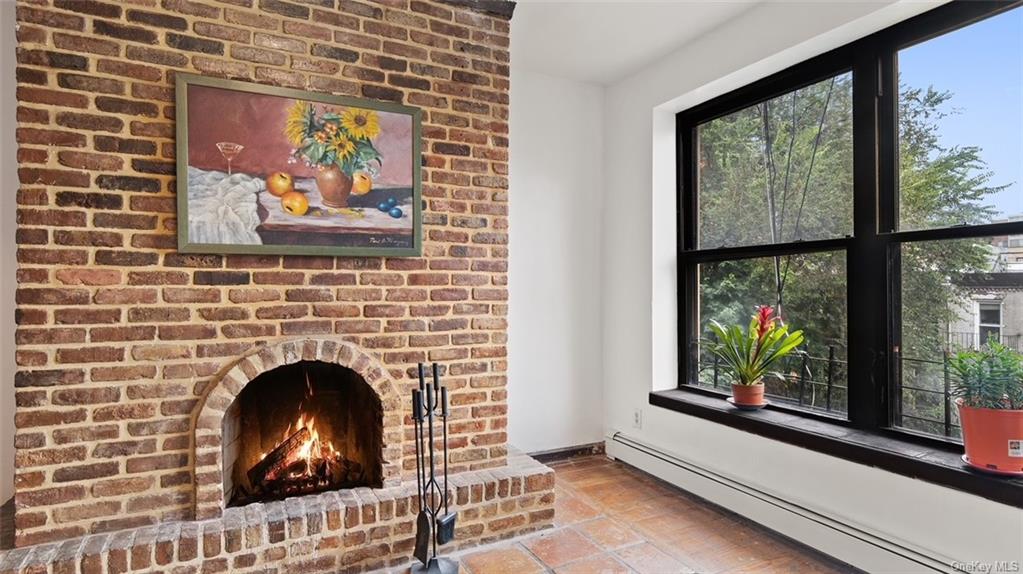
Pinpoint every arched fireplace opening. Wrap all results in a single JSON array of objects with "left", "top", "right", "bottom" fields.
[{"left": 223, "top": 360, "right": 384, "bottom": 507}]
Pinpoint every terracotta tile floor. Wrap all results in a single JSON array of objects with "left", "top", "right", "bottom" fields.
[{"left": 396, "top": 455, "right": 858, "bottom": 574}]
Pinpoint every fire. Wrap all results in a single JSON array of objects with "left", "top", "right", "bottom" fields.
[
  {"left": 288, "top": 414, "right": 337, "bottom": 475},
  {"left": 259, "top": 410, "right": 340, "bottom": 482},
  {"left": 250, "top": 370, "right": 345, "bottom": 483},
  {"left": 235, "top": 369, "right": 368, "bottom": 507}
]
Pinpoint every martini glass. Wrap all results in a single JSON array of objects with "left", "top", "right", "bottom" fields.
[{"left": 216, "top": 142, "right": 244, "bottom": 175}]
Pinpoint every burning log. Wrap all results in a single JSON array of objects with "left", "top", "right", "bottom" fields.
[
  {"left": 247, "top": 427, "right": 311, "bottom": 486},
  {"left": 284, "top": 458, "right": 310, "bottom": 479}
]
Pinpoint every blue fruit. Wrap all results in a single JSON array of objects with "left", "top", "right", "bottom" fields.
[
  {"left": 388, "top": 207, "right": 403, "bottom": 219},
  {"left": 386, "top": 197, "right": 398, "bottom": 207},
  {"left": 377, "top": 202, "right": 390, "bottom": 212}
]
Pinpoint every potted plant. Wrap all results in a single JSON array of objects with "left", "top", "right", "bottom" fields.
[
  {"left": 949, "top": 340, "right": 1023, "bottom": 476},
  {"left": 707, "top": 306, "right": 804, "bottom": 409},
  {"left": 285, "top": 101, "right": 382, "bottom": 208}
]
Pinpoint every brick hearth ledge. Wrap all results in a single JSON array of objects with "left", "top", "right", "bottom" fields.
[{"left": 0, "top": 450, "right": 554, "bottom": 574}]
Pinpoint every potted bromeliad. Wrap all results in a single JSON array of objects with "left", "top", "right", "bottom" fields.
[
  {"left": 707, "top": 306, "right": 804, "bottom": 410},
  {"left": 949, "top": 340, "right": 1023, "bottom": 476}
]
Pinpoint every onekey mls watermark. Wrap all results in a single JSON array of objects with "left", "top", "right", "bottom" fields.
[{"left": 952, "top": 561, "right": 1021, "bottom": 573}]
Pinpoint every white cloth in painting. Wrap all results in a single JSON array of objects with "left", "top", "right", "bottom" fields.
[{"left": 187, "top": 167, "right": 263, "bottom": 245}]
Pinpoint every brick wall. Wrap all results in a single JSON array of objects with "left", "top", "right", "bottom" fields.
[{"left": 12, "top": 0, "right": 511, "bottom": 548}]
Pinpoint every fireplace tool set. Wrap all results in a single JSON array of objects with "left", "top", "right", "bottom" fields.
[{"left": 411, "top": 363, "right": 458, "bottom": 574}]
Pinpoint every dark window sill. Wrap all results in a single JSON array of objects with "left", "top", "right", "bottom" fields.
[{"left": 650, "top": 388, "right": 1023, "bottom": 509}]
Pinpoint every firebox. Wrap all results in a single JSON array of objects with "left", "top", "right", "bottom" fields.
[{"left": 222, "top": 360, "right": 384, "bottom": 507}]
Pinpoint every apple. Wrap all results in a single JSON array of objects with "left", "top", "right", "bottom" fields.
[
  {"left": 280, "top": 191, "right": 309, "bottom": 216},
  {"left": 266, "top": 172, "right": 294, "bottom": 197},
  {"left": 352, "top": 171, "right": 373, "bottom": 195}
]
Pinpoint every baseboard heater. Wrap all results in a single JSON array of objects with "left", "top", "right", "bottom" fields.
[{"left": 609, "top": 432, "right": 950, "bottom": 572}]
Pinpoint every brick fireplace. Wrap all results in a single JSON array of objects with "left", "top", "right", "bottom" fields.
[
  {"left": 2, "top": 0, "right": 556, "bottom": 571},
  {"left": 196, "top": 339, "right": 402, "bottom": 519},
  {"left": 220, "top": 357, "right": 387, "bottom": 510}
]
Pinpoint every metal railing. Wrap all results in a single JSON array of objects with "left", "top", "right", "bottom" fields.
[
  {"left": 694, "top": 344, "right": 849, "bottom": 416},
  {"left": 693, "top": 342, "right": 963, "bottom": 439},
  {"left": 895, "top": 352, "right": 962, "bottom": 439},
  {"left": 948, "top": 331, "right": 1023, "bottom": 352}
]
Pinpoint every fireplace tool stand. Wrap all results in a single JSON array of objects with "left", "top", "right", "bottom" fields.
[{"left": 411, "top": 363, "right": 458, "bottom": 574}]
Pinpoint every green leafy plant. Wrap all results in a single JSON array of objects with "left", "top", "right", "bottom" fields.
[
  {"left": 949, "top": 339, "right": 1023, "bottom": 410},
  {"left": 284, "top": 100, "right": 382, "bottom": 176},
  {"left": 707, "top": 306, "right": 805, "bottom": 386}
]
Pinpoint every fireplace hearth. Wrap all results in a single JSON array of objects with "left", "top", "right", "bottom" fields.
[
  {"left": 2, "top": 335, "right": 557, "bottom": 573},
  {"left": 224, "top": 360, "right": 384, "bottom": 507}
]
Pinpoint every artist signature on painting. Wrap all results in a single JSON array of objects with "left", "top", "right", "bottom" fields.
[{"left": 367, "top": 236, "right": 410, "bottom": 247}]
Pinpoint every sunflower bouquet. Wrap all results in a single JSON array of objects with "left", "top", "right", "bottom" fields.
[{"left": 285, "top": 100, "right": 382, "bottom": 176}]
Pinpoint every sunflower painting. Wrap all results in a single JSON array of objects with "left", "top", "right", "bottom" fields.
[{"left": 176, "top": 74, "right": 422, "bottom": 257}]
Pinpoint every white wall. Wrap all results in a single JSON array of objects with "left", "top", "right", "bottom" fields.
[
  {"left": 508, "top": 67, "right": 605, "bottom": 453},
  {"left": 602, "top": 0, "right": 1023, "bottom": 570},
  {"left": 2, "top": 0, "right": 16, "bottom": 504}
]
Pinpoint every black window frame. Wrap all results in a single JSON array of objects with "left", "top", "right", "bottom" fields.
[{"left": 675, "top": 0, "right": 1023, "bottom": 450}]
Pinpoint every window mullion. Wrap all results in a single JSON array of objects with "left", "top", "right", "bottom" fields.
[
  {"left": 885, "top": 221, "right": 1023, "bottom": 244},
  {"left": 846, "top": 43, "right": 891, "bottom": 431},
  {"left": 683, "top": 237, "right": 851, "bottom": 264},
  {"left": 878, "top": 42, "right": 900, "bottom": 432},
  {"left": 677, "top": 114, "right": 699, "bottom": 388}
]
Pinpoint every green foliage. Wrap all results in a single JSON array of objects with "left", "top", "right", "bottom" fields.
[
  {"left": 285, "top": 101, "right": 382, "bottom": 176},
  {"left": 949, "top": 340, "right": 1023, "bottom": 410},
  {"left": 698, "top": 74, "right": 853, "bottom": 249},
  {"left": 706, "top": 312, "right": 805, "bottom": 386},
  {"left": 897, "top": 86, "right": 1004, "bottom": 363},
  {"left": 353, "top": 139, "right": 382, "bottom": 169},
  {"left": 898, "top": 87, "right": 1003, "bottom": 230}
]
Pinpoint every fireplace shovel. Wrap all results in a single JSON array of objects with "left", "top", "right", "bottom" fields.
[
  {"left": 412, "top": 374, "right": 432, "bottom": 566},
  {"left": 413, "top": 510, "right": 432, "bottom": 565}
]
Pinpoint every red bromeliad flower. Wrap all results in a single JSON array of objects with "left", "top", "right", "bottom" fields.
[{"left": 754, "top": 305, "right": 776, "bottom": 341}]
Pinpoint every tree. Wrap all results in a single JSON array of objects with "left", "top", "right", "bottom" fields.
[
  {"left": 895, "top": 86, "right": 1005, "bottom": 436},
  {"left": 694, "top": 75, "right": 1005, "bottom": 419}
]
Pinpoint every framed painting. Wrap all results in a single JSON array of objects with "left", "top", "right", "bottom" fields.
[{"left": 175, "top": 73, "right": 423, "bottom": 257}]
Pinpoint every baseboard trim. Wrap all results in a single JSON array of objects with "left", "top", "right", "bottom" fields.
[
  {"left": 607, "top": 432, "right": 952, "bottom": 573},
  {"left": 528, "top": 442, "right": 605, "bottom": 463}
]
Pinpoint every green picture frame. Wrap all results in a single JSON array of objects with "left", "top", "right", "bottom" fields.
[{"left": 175, "top": 73, "right": 423, "bottom": 257}]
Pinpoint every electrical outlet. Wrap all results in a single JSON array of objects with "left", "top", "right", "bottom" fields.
[{"left": 632, "top": 408, "right": 643, "bottom": 429}]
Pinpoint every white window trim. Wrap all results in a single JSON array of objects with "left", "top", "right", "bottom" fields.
[{"left": 975, "top": 299, "right": 1003, "bottom": 347}]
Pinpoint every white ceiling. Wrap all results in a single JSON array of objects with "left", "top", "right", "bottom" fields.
[{"left": 512, "top": 1, "right": 760, "bottom": 85}]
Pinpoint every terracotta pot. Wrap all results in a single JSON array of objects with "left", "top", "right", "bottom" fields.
[
  {"left": 731, "top": 383, "right": 765, "bottom": 407},
  {"left": 957, "top": 399, "right": 1023, "bottom": 476},
  {"left": 316, "top": 164, "right": 353, "bottom": 208}
]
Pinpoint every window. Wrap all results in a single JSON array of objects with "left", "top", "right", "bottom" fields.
[
  {"left": 897, "top": 7, "right": 1023, "bottom": 231},
  {"left": 696, "top": 74, "right": 853, "bottom": 249},
  {"left": 978, "top": 302, "right": 1002, "bottom": 345},
  {"left": 896, "top": 237, "right": 1009, "bottom": 439},
  {"left": 694, "top": 244, "right": 849, "bottom": 416},
  {"left": 678, "top": 1, "right": 1023, "bottom": 443}
]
